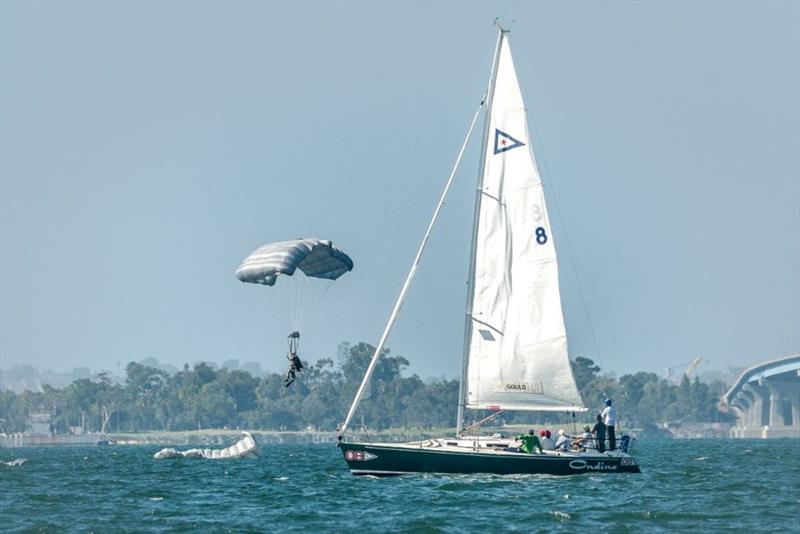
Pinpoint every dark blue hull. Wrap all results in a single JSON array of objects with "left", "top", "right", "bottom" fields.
[{"left": 339, "top": 441, "right": 641, "bottom": 476}]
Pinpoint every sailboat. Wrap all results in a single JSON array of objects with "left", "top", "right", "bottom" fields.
[{"left": 336, "top": 27, "right": 640, "bottom": 476}]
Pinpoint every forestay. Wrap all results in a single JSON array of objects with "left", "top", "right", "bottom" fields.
[{"left": 464, "top": 32, "right": 584, "bottom": 412}]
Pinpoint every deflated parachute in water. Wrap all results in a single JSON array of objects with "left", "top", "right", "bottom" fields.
[
  {"left": 153, "top": 432, "right": 259, "bottom": 460},
  {"left": 235, "top": 238, "right": 354, "bottom": 287}
]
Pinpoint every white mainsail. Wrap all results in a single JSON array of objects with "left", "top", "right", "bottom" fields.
[{"left": 463, "top": 32, "right": 585, "bottom": 413}]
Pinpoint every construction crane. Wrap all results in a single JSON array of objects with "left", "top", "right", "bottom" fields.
[{"left": 666, "top": 357, "right": 703, "bottom": 383}]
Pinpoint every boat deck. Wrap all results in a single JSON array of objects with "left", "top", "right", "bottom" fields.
[{"left": 356, "top": 436, "right": 631, "bottom": 460}]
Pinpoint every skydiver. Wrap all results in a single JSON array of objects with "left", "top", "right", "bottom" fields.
[
  {"left": 284, "top": 331, "right": 303, "bottom": 387},
  {"left": 284, "top": 351, "right": 303, "bottom": 387}
]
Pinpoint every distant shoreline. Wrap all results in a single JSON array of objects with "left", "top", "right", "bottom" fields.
[
  {"left": 105, "top": 422, "right": 732, "bottom": 446},
  {"left": 108, "top": 428, "right": 455, "bottom": 446}
]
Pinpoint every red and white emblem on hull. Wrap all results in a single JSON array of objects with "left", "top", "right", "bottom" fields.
[{"left": 345, "top": 450, "right": 377, "bottom": 462}]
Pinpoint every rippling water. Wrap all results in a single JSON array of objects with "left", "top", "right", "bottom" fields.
[{"left": 1, "top": 439, "right": 798, "bottom": 532}]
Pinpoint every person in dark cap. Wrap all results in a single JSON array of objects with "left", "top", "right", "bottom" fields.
[{"left": 592, "top": 413, "right": 606, "bottom": 453}]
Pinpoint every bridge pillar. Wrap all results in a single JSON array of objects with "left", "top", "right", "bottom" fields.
[
  {"left": 763, "top": 377, "right": 800, "bottom": 438},
  {"left": 741, "top": 384, "right": 769, "bottom": 438},
  {"left": 730, "top": 400, "right": 748, "bottom": 438},
  {"left": 739, "top": 390, "right": 756, "bottom": 429},
  {"left": 751, "top": 382, "right": 771, "bottom": 431}
]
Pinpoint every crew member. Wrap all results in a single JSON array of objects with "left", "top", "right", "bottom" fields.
[
  {"left": 575, "top": 425, "right": 593, "bottom": 451},
  {"left": 554, "top": 429, "right": 570, "bottom": 451},
  {"left": 540, "top": 430, "right": 555, "bottom": 450},
  {"left": 601, "top": 399, "right": 617, "bottom": 450},
  {"left": 592, "top": 414, "right": 606, "bottom": 453},
  {"left": 515, "top": 429, "right": 544, "bottom": 454}
]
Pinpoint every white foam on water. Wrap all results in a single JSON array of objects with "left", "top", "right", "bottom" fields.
[{"left": 551, "top": 511, "right": 571, "bottom": 522}]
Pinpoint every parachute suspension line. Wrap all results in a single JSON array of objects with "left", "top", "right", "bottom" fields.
[
  {"left": 293, "top": 272, "right": 305, "bottom": 331},
  {"left": 293, "top": 271, "right": 303, "bottom": 330},
  {"left": 288, "top": 331, "right": 300, "bottom": 354},
  {"left": 272, "top": 278, "right": 293, "bottom": 331},
  {"left": 244, "top": 271, "right": 336, "bottom": 344},
  {"left": 339, "top": 99, "right": 485, "bottom": 438},
  {"left": 272, "top": 273, "right": 302, "bottom": 332},
  {"left": 283, "top": 277, "right": 301, "bottom": 332},
  {"left": 245, "top": 284, "right": 268, "bottom": 309},
  {"left": 296, "top": 280, "right": 332, "bottom": 333},
  {"left": 246, "top": 284, "right": 288, "bottom": 333},
  {"left": 236, "top": 239, "right": 354, "bottom": 362}
]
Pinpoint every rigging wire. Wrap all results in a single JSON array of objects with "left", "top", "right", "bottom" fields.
[{"left": 517, "top": 66, "right": 605, "bottom": 371}]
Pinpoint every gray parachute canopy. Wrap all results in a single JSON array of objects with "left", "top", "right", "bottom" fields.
[{"left": 235, "top": 238, "right": 354, "bottom": 286}]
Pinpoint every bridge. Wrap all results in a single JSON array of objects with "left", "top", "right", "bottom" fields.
[{"left": 721, "top": 353, "right": 800, "bottom": 438}]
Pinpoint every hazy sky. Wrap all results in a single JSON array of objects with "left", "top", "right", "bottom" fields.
[{"left": 1, "top": 1, "right": 798, "bottom": 380}]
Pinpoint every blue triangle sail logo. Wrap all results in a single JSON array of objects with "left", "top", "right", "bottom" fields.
[{"left": 493, "top": 129, "right": 525, "bottom": 155}]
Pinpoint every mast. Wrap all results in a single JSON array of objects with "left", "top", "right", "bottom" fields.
[
  {"left": 339, "top": 99, "right": 485, "bottom": 438},
  {"left": 456, "top": 28, "right": 506, "bottom": 437}
]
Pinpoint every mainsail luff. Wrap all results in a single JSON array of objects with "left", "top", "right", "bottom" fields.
[{"left": 463, "top": 31, "right": 585, "bottom": 412}]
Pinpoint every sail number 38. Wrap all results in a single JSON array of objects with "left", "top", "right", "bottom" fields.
[{"left": 535, "top": 227, "right": 548, "bottom": 245}]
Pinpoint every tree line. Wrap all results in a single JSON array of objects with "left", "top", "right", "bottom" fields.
[{"left": 0, "top": 344, "right": 734, "bottom": 434}]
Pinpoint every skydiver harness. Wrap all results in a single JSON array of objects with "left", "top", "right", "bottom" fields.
[{"left": 284, "top": 331, "right": 304, "bottom": 387}]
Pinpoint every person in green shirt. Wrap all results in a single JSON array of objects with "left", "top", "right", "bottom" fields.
[{"left": 515, "top": 429, "right": 544, "bottom": 454}]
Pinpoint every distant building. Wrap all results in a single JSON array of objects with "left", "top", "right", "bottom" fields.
[
  {"left": 0, "top": 412, "right": 107, "bottom": 447},
  {"left": 28, "top": 413, "right": 53, "bottom": 434},
  {"left": 720, "top": 354, "right": 800, "bottom": 439}
]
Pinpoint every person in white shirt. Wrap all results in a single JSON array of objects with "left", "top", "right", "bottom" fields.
[
  {"left": 601, "top": 399, "right": 618, "bottom": 450},
  {"left": 571, "top": 425, "right": 593, "bottom": 451},
  {"left": 554, "top": 429, "right": 570, "bottom": 451},
  {"left": 578, "top": 425, "right": 594, "bottom": 452}
]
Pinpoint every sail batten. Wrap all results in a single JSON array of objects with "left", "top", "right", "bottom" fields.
[{"left": 463, "top": 32, "right": 585, "bottom": 413}]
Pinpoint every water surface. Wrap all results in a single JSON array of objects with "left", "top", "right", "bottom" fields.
[{"left": 1, "top": 439, "right": 798, "bottom": 532}]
